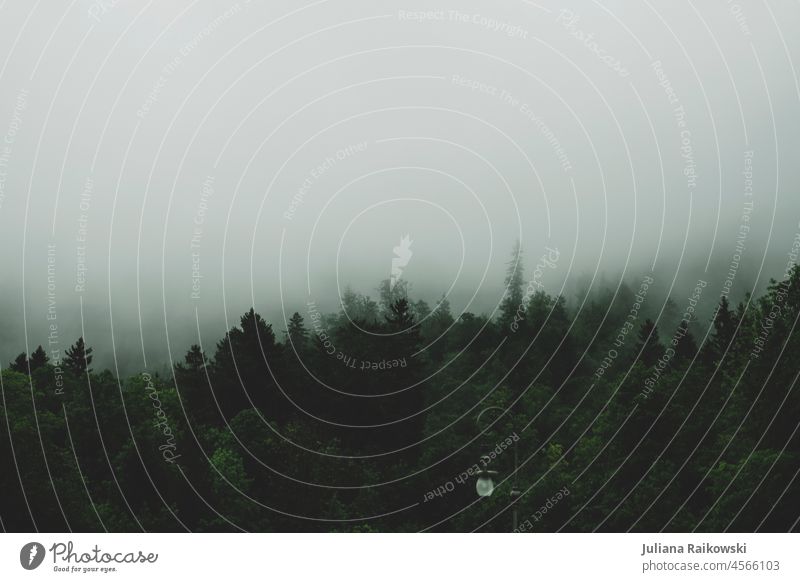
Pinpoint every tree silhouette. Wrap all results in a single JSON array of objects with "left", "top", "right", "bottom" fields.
[
  {"left": 341, "top": 288, "right": 379, "bottom": 325},
  {"left": 29, "top": 346, "right": 49, "bottom": 372},
  {"left": 498, "top": 241, "right": 525, "bottom": 331},
  {"left": 9, "top": 352, "right": 28, "bottom": 374},
  {"left": 183, "top": 344, "right": 207, "bottom": 371},
  {"left": 0, "top": 249, "right": 799, "bottom": 533},
  {"left": 174, "top": 344, "right": 214, "bottom": 425},
  {"left": 213, "top": 308, "right": 285, "bottom": 420},
  {"left": 674, "top": 320, "right": 698, "bottom": 361},
  {"left": 711, "top": 296, "right": 736, "bottom": 358},
  {"left": 8, "top": 346, "right": 50, "bottom": 374},
  {"left": 385, "top": 296, "right": 415, "bottom": 330},
  {"left": 634, "top": 319, "right": 662, "bottom": 368}
]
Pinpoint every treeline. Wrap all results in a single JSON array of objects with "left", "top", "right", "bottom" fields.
[{"left": 1, "top": 254, "right": 799, "bottom": 532}]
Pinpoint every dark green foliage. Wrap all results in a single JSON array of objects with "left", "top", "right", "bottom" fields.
[
  {"left": 1, "top": 261, "right": 799, "bottom": 532},
  {"left": 64, "top": 336, "right": 93, "bottom": 375},
  {"left": 9, "top": 352, "right": 28, "bottom": 374},
  {"left": 29, "top": 345, "right": 48, "bottom": 372},
  {"left": 8, "top": 346, "right": 49, "bottom": 374},
  {"left": 634, "top": 319, "right": 662, "bottom": 368}
]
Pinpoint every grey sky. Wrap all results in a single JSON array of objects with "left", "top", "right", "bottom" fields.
[{"left": 0, "top": 0, "right": 798, "bottom": 372}]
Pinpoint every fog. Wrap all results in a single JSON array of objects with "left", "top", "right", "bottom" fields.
[{"left": 0, "top": 0, "right": 798, "bottom": 374}]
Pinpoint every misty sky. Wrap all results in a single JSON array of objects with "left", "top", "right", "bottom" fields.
[{"left": 0, "top": 0, "right": 799, "bottom": 372}]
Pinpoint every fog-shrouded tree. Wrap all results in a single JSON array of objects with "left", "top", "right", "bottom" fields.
[
  {"left": 174, "top": 344, "right": 216, "bottom": 426},
  {"left": 285, "top": 312, "right": 308, "bottom": 349},
  {"left": 674, "top": 319, "right": 698, "bottom": 362},
  {"left": 377, "top": 278, "right": 409, "bottom": 315},
  {"left": 708, "top": 296, "right": 736, "bottom": 363},
  {"left": 9, "top": 352, "right": 28, "bottom": 374},
  {"left": 340, "top": 287, "right": 379, "bottom": 325},
  {"left": 421, "top": 294, "right": 455, "bottom": 361},
  {"left": 1, "top": 252, "right": 798, "bottom": 533},
  {"left": 634, "top": 319, "right": 662, "bottom": 368},
  {"left": 213, "top": 308, "right": 287, "bottom": 421},
  {"left": 498, "top": 240, "right": 525, "bottom": 332},
  {"left": 64, "top": 337, "right": 93, "bottom": 375},
  {"left": 29, "top": 345, "right": 49, "bottom": 372}
]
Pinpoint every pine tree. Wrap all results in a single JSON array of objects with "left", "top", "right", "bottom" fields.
[
  {"left": 174, "top": 345, "right": 214, "bottom": 425},
  {"left": 29, "top": 346, "right": 49, "bottom": 372},
  {"left": 634, "top": 319, "right": 662, "bottom": 368},
  {"left": 421, "top": 295, "right": 454, "bottom": 361},
  {"left": 64, "top": 337, "right": 93, "bottom": 375},
  {"left": 385, "top": 297, "right": 415, "bottom": 330},
  {"left": 183, "top": 344, "right": 207, "bottom": 371},
  {"left": 9, "top": 352, "right": 28, "bottom": 374},
  {"left": 712, "top": 296, "right": 735, "bottom": 356},
  {"left": 413, "top": 299, "right": 431, "bottom": 321},
  {"left": 662, "top": 297, "right": 681, "bottom": 333},
  {"left": 378, "top": 278, "right": 408, "bottom": 315},
  {"left": 340, "top": 288, "right": 379, "bottom": 325},
  {"left": 383, "top": 297, "right": 420, "bottom": 365},
  {"left": 499, "top": 241, "right": 525, "bottom": 331},
  {"left": 213, "top": 308, "right": 284, "bottom": 419},
  {"left": 285, "top": 312, "right": 308, "bottom": 348},
  {"left": 432, "top": 294, "right": 453, "bottom": 323},
  {"left": 674, "top": 320, "right": 698, "bottom": 361}
]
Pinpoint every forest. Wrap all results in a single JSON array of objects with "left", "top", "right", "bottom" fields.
[{"left": 1, "top": 248, "right": 799, "bottom": 532}]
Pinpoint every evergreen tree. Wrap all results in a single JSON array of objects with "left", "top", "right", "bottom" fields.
[
  {"left": 674, "top": 320, "right": 698, "bottom": 361},
  {"left": 413, "top": 299, "right": 431, "bottom": 321},
  {"left": 378, "top": 278, "right": 409, "bottom": 315},
  {"left": 183, "top": 344, "right": 207, "bottom": 371},
  {"left": 174, "top": 344, "right": 214, "bottom": 425},
  {"left": 1, "top": 265, "right": 799, "bottom": 533},
  {"left": 64, "top": 337, "right": 93, "bottom": 375},
  {"left": 381, "top": 297, "right": 425, "bottom": 449},
  {"left": 8, "top": 346, "right": 50, "bottom": 374},
  {"left": 431, "top": 294, "right": 453, "bottom": 323},
  {"left": 498, "top": 241, "right": 525, "bottom": 331},
  {"left": 340, "top": 287, "right": 379, "bottom": 325},
  {"left": 9, "top": 352, "right": 28, "bottom": 374},
  {"left": 421, "top": 294, "right": 455, "bottom": 361},
  {"left": 285, "top": 312, "right": 308, "bottom": 348},
  {"left": 661, "top": 297, "right": 681, "bottom": 334},
  {"left": 29, "top": 345, "right": 49, "bottom": 372},
  {"left": 634, "top": 319, "right": 662, "bottom": 368},
  {"left": 213, "top": 308, "right": 285, "bottom": 420},
  {"left": 385, "top": 297, "right": 415, "bottom": 330}
]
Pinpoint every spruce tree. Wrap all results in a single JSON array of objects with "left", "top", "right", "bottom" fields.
[
  {"left": 634, "top": 319, "right": 662, "bottom": 368},
  {"left": 29, "top": 346, "right": 49, "bottom": 372},
  {"left": 183, "top": 344, "right": 206, "bottom": 371},
  {"left": 499, "top": 241, "right": 525, "bottom": 331},
  {"left": 712, "top": 296, "right": 735, "bottom": 356},
  {"left": 285, "top": 312, "right": 308, "bottom": 348},
  {"left": 385, "top": 297, "right": 415, "bottom": 330},
  {"left": 64, "top": 337, "right": 93, "bottom": 375},
  {"left": 674, "top": 320, "right": 698, "bottom": 361},
  {"left": 9, "top": 352, "right": 28, "bottom": 374}
]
